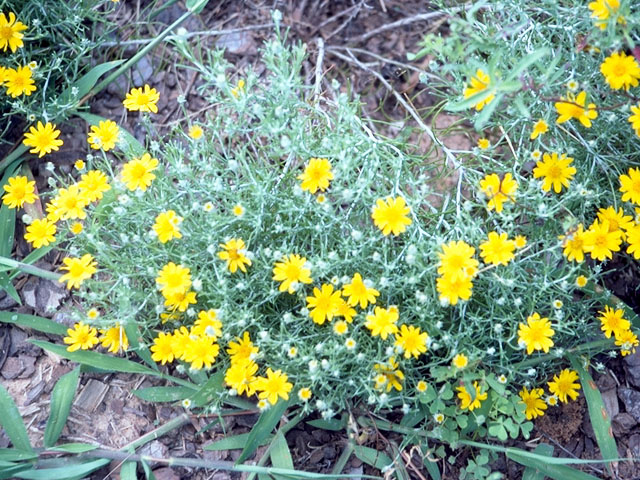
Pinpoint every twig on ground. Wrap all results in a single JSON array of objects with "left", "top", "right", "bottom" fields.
[
  {"left": 314, "top": 37, "right": 325, "bottom": 101},
  {"left": 324, "top": 1, "right": 366, "bottom": 42}
]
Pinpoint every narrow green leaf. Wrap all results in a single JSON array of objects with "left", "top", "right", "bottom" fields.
[
  {"left": 9, "top": 247, "right": 53, "bottom": 280},
  {"left": 306, "top": 417, "right": 346, "bottom": 431},
  {"left": 270, "top": 430, "right": 294, "bottom": 470},
  {"left": 352, "top": 444, "right": 393, "bottom": 471},
  {"left": 0, "top": 449, "right": 37, "bottom": 461},
  {"left": 190, "top": 370, "right": 224, "bottom": 408},
  {"left": 132, "top": 386, "right": 196, "bottom": 403},
  {"left": 14, "top": 459, "right": 109, "bottom": 480},
  {"left": 44, "top": 367, "right": 81, "bottom": 447},
  {"left": 123, "top": 323, "right": 158, "bottom": 371},
  {"left": 0, "top": 312, "right": 67, "bottom": 336},
  {"left": 474, "top": 93, "right": 502, "bottom": 130},
  {"left": 120, "top": 461, "right": 138, "bottom": 480},
  {"left": 523, "top": 443, "right": 554, "bottom": 480},
  {"left": 236, "top": 399, "right": 290, "bottom": 464},
  {"left": 204, "top": 432, "right": 270, "bottom": 451},
  {"left": 46, "top": 443, "right": 98, "bottom": 453},
  {"left": 507, "top": 48, "right": 550, "bottom": 79},
  {"left": 75, "top": 112, "right": 144, "bottom": 157},
  {"left": 445, "top": 89, "right": 494, "bottom": 112},
  {"left": 0, "top": 272, "right": 21, "bottom": 304},
  {"left": 0, "top": 464, "right": 32, "bottom": 479},
  {"left": 186, "top": 0, "right": 210, "bottom": 14},
  {"left": 59, "top": 60, "right": 125, "bottom": 105},
  {"left": 0, "top": 384, "right": 32, "bottom": 452},
  {"left": 507, "top": 452, "right": 602, "bottom": 480},
  {"left": 31, "top": 340, "right": 157, "bottom": 375},
  {"left": 569, "top": 356, "right": 618, "bottom": 475}
]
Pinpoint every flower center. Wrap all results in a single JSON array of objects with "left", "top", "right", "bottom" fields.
[
  {"left": 137, "top": 94, "right": 149, "bottom": 105},
  {"left": 0, "top": 26, "right": 13, "bottom": 40},
  {"left": 613, "top": 63, "right": 628, "bottom": 77},
  {"left": 547, "top": 165, "right": 562, "bottom": 179}
]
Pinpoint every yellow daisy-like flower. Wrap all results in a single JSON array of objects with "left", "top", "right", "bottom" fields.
[
  {"left": 463, "top": 69, "right": 495, "bottom": 111},
  {"left": 192, "top": 309, "right": 222, "bottom": 339},
  {"left": 2, "top": 175, "right": 37, "bottom": 209},
  {"left": 4, "top": 65, "right": 36, "bottom": 97},
  {"left": 530, "top": 119, "right": 548, "bottom": 140},
  {"left": 0, "top": 12, "right": 27, "bottom": 52},
  {"left": 163, "top": 290, "right": 197, "bottom": 313},
  {"left": 24, "top": 218, "right": 56, "bottom": 248},
  {"left": 99, "top": 324, "right": 129, "bottom": 354},
  {"left": 598, "top": 305, "right": 630, "bottom": 339},
  {"left": 335, "top": 298, "right": 357, "bottom": 323},
  {"left": 532, "top": 152, "right": 576, "bottom": 193},
  {"left": 629, "top": 104, "right": 640, "bottom": 133},
  {"left": 342, "top": 272, "right": 380, "bottom": 309},
  {"left": 333, "top": 320, "right": 348, "bottom": 335},
  {"left": 547, "top": 369, "right": 580, "bottom": 403},
  {"left": 477, "top": 138, "right": 490, "bottom": 149},
  {"left": 297, "top": 157, "right": 333, "bottom": 194},
  {"left": 519, "top": 387, "right": 547, "bottom": 420},
  {"left": 63, "top": 322, "right": 99, "bottom": 352},
  {"left": 456, "top": 381, "right": 487, "bottom": 411},
  {"left": 254, "top": 368, "right": 293, "bottom": 405},
  {"left": 561, "top": 224, "right": 587, "bottom": 263},
  {"left": 231, "top": 79, "right": 245, "bottom": 98},
  {"left": 121, "top": 153, "right": 159, "bottom": 191},
  {"left": 371, "top": 196, "right": 412, "bottom": 236},
  {"left": 436, "top": 273, "right": 473, "bottom": 306},
  {"left": 74, "top": 159, "right": 85, "bottom": 171},
  {"left": 227, "top": 332, "right": 259, "bottom": 364},
  {"left": 615, "top": 329, "right": 639, "bottom": 356},
  {"left": 150, "top": 331, "right": 175, "bottom": 365},
  {"left": 437, "top": 240, "right": 479, "bottom": 280},
  {"left": 619, "top": 167, "right": 640, "bottom": 205},
  {"left": 153, "top": 210, "right": 183, "bottom": 244},
  {"left": 626, "top": 224, "right": 640, "bottom": 259},
  {"left": 87, "top": 308, "right": 100, "bottom": 320},
  {"left": 306, "top": 283, "right": 342, "bottom": 325},
  {"left": 514, "top": 235, "right": 527, "bottom": 249},
  {"left": 218, "top": 238, "right": 252, "bottom": 273},
  {"left": 373, "top": 357, "right": 404, "bottom": 392},
  {"left": 576, "top": 275, "right": 588, "bottom": 288},
  {"left": 87, "top": 120, "right": 119, "bottom": 151},
  {"left": 365, "top": 305, "right": 399, "bottom": 340},
  {"left": 596, "top": 206, "right": 634, "bottom": 236},
  {"left": 479, "top": 231, "right": 516, "bottom": 266},
  {"left": 588, "top": 0, "right": 623, "bottom": 30},
  {"left": 518, "top": 312, "right": 554, "bottom": 354},
  {"left": 452, "top": 353, "right": 468, "bottom": 369},
  {"left": 272, "top": 253, "right": 312, "bottom": 293},
  {"left": 600, "top": 51, "right": 640, "bottom": 90},
  {"left": 123, "top": 84, "right": 160, "bottom": 113},
  {"left": 232, "top": 204, "right": 245, "bottom": 217},
  {"left": 298, "top": 387, "right": 312, "bottom": 401},
  {"left": 70, "top": 222, "right": 83, "bottom": 235},
  {"left": 23, "top": 122, "right": 63, "bottom": 158},
  {"left": 225, "top": 359, "right": 258, "bottom": 396},
  {"left": 394, "top": 324, "right": 428, "bottom": 359},
  {"left": 59, "top": 254, "right": 97, "bottom": 289},
  {"left": 184, "top": 335, "right": 219, "bottom": 370},
  {"left": 479, "top": 173, "right": 518, "bottom": 213},
  {"left": 555, "top": 91, "right": 597, "bottom": 128},
  {"left": 156, "top": 262, "right": 192, "bottom": 297},
  {"left": 77, "top": 170, "right": 111, "bottom": 202},
  {"left": 188, "top": 125, "right": 203, "bottom": 139},
  {"left": 416, "top": 381, "right": 428, "bottom": 393},
  {"left": 49, "top": 184, "right": 89, "bottom": 221},
  {"left": 583, "top": 220, "right": 622, "bottom": 261}
]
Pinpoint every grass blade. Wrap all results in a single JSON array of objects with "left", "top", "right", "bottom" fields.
[
  {"left": 522, "top": 443, "right": 554, "bottom": 480},
  {"left": 569, "top": 355, "right": 618, "bottom": 475},
  {"left": 44, "top": 367, "right": 81, "bottom": 447},
  {"left": 0, "top": 272, "right": 20, "bottom": 304},
  {"left": 507, "top": 451, "right": 602, "bottom": 480},
  {"left": 0, "top": 384, "right": 32, "bottom": 452},
  {"left": 14, "top": 459, "right": 109, "bottom": 480},
  {"left": 59, "top": 60, "right": 125, "bottom": 105},
  {"left": 236, "top": 399, "right": 290, "bottom": 464},
  {"left": 270, "top": 430, "right": 294, "bottom": 470},
  {"left": 0, "top": 312, "right": 67, "bottom": 336},
  {"left": 132, "top": 386, "right": 196, "bottom": 403},
  {"left": 352, "top": 444, "right": 393, "bottom": 471},
  {"left": 190, "top": 370, "right": 224, "bottom": 408},
  {"left": 46, "top": 443, "right": 98, "bottom": 453}
]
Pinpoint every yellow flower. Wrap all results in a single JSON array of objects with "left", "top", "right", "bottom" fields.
[
  {"left": 452, "top": 353, "right": 468, "bottom": 369},
  {"left": 619, "top": 167, "right": 640, "bottom": 205},
  {"left": 588, "top": 0, "right": 623, "bottom": 30},
  {"left": 77, "top": 170, "right": 111, "bottom": 202},
  {"left": 218, "top": 238, "right": 252, "bottom": 273},
  {"left": 519, "top": 387, "right": 547, "bottom": 420},
  {"left": 333, "top": 320, "right": 348, "bottom": 335},
  {"left": 188, "top": 125, "right": 203, "bottom": 139},
  {"left": 598, "top": 305, "right": 630, "bottom": 339},
  {"left": 477, "top": 138, "right": 490, "bottom": 149},
  {"left": 87, "top": 308, "right": 100, "bottom": 320},
  {"left": 254, "top": 368, "right": 293, "bottom": 405},
  {"left": 371, "top": 196, "right": 412, "bottom": 236},
  {"left": 59, "top": 254, "right": 97, "bottom": 289},
  {"left": 416, "top": 381, "right": 428, "bottom": 393},
  {"left": 74, "top": 159, "right": 85, "bottom": 171},
  {"left": 49, "top": 184, "right": 89, "bottom": 221},
  {"left": 596, "top": 206, "right": 634, "bottom": 237},
  {"left": 121, "top": 153, "right": 159, "bottom": 191},
  {"left": 345, "top": 337, "right": 356, "bottom": 350},
  {"left": 479, "top": 173, "right": 518, "bottom": 213},
  {"left": 297, "top": 157, "right": 333, "bottom": 194},
  {"left": 373, "top": 357, "right": 404, "bottom": 392},
  {"left": 0, "top": 12, "right": 27, "bottom": 52},
  {"left": 163, "top": 290, "right": 197, "bottom": 312},
  {"left": 232, "top": 204, "right": 245, "bottom": 217},
  {"left": 184, "top": 335, "right": 219, "bottom": 370},
  {"left": 583, "top": 220, "right": 622, "bottom": 261},
  {"left": 530, "top": 119, "right": 548, "bottom": 140},
  {"left": 99, "top": 324, "right": 129, "bottom": 354},
  {"left": 555, "top": 91, "right": 597, "bottom": 128},
  {"left": 436, "top": 273, "right": 473, "bottom": 306},
  {"left": 600, "top": 52, "right": 640, "bottom": 90},
  {"left": 225, "top": 359, "right": 258, "bottom": 396},
  {"left": 226, "top": 332, "right": 259, "bottom": 364},
  {"left": 123, "top": 84, "right": 160, "bottom": 113},
  {"left": 69, "top": 222, "right": 83, "bottom": 235},
  {"left": 63, "top": 322, "right": 99, "bottom": 352},
  {"left": 533, "top": 152, "right": 576, "bottom": 193},
  {"left": 394, "top": 324, "right": 428, "bottom": 359},
  {"left": 629, "top": 104, "right": 640, "bottom": 133},
  {"left": 342, "top": 272, "right": 379, "bottom": 309},
  {"left": 2, "top": 175, "right": 37, "bottom": 209},
  {"left": 24, "top": 218, "right": 56, "bottom": 248},
  {"left": 153, "top": 210, "right": 183, "bottom": 243},
  {"left": 192, "top": 309, "right": 222, "bottom": 339},
  {"left": 547, "top": 369, "right": 580, "bottom": 403},
  {"left": 437, "top": 240, "right": 479, "bottom": 280},
  {"left": 4, "top": 65, "right": 36, "bottom": 97},
  {"left": 456, "top": 381, "right": 487, "bottom": 411},
  {"left": 518, "top": 313, "right": 554, "bottom": 354},
  {"left": 87, "top": 120, "right": 120, "bottom": 151},
  {"left": 365, "top": 306, "right": 399, "bottom": 340},
  {"left": 479, "top": 231, "right": 516, "bottom": 266},
  {"left": 514, "top": 235, "right": 527, "bottom": 249},
  {"left": 626, "top": 224, "right": 640, "bottom": 259},
  {"left": 615, "top": 329, "right": 639, "bottom": 356},
  {"left": 23, "top": 122, "right": 63, "bottom": 158},
  {"left": 463, "top": 69, "right": 495, "bottom": 111},
  {"left": 306, "top": 283, "right": 342, "bottom": 325},
  {"left": 335, "top": 298, "right": 357, "bottom": 323},
  {"left": 156, "top": 262, "right": 192, "bottom": 297},
  {"left": 561, "top": 224, "right": 587, "bottom": 263},
  {"left": 298, "top": 387, "right": 312, "bottom": 401},
  {"left": 150, "top": 331, "right": 175, "bottom": 365},
  {"left": 231, "top": 79, "right": 245, "bottom": 98},
  {"left": 272, "top": 254, "right": 312, "bottom": 293},
  {"left": 575, "top": 275, "right": 588, "bottom": 288}
]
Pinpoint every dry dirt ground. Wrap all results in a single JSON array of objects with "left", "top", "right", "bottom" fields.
[{"left": 2, "top": 1, "right": 640, "bottom": 479}]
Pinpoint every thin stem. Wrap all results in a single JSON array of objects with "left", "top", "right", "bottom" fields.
[
  {"left": 512, "top": 339, "right": 614, "bottom": 369},
  {"left": 0, "top": 255, "right": 61, "bottom": 281}
]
